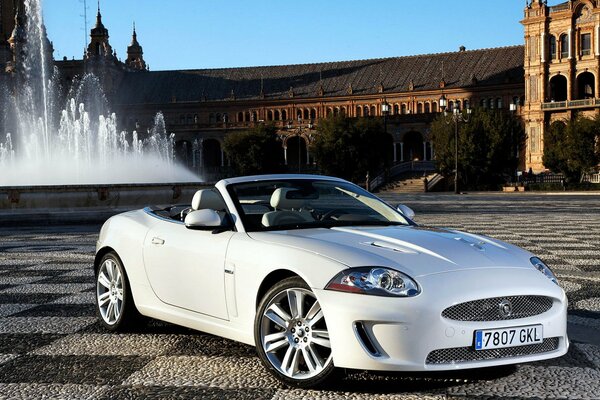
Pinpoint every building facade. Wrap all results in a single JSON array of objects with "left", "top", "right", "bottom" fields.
[
  {"left": 1, "top": 1, "right": 540, "bottom": 178},
  {"left": 523, "top": 0, "right": 600, "bottom": 171}
]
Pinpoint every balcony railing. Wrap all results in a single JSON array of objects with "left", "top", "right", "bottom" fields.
[{"left": 541, "top": 98, "right": 600, "bottom": 110}]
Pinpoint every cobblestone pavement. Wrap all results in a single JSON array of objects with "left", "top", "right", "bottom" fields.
[{"left": 1, "top": 193, "right": 600, "bottom": 399}]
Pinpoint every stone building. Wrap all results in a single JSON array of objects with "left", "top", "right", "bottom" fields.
[
  {"left": 2, "top": 0, "right": 536, "bottom": 178},
  {"left": 523, "top": 0, "right": 600, "bottom": 171}
]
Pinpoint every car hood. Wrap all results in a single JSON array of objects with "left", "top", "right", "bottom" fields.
[{"left": 248, "top": 225, "right": 534, "bottom": 277}]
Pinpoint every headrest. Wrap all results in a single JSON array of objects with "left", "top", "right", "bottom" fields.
[
  {"left": 191, "top": 189, "right": 226, "bottom": 211},
  {"left": 270, "top": 188, "right": 307, "bottom": 210}
]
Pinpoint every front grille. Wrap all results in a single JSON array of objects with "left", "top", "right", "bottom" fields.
[
  {"left": 425, "top": 337, "right": 559, "bottom": 365},
  {"left": 441, "top": 295, "right": 553, "bottom": 322}
]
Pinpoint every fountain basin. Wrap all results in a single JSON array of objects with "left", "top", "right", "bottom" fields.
[{"left": 0, "top": 182, "right": 212, "bottom": 226}]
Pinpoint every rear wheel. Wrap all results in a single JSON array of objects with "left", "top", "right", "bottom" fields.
[
  {"left": 95, "top": 252, "right": 139, "bottom": 331},
  {"left": 255, "top": 277, "right": 335, "bottom": 388}
]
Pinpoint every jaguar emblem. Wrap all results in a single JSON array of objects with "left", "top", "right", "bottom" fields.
[{"left": 499, "top": 299, "right": 513, "bottom": 318}]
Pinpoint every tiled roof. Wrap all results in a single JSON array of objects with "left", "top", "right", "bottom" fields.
[{"left": 115, "top": 46, "right": 524, "bottom": 105}]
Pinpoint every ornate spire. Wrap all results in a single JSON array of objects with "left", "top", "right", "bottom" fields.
[{"left": 126, "top": 21, "right": 146, "bottom": 70}]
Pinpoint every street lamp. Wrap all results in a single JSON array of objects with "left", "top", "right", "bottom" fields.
[
  {"left": 440, "top": 94, "right": 471, "bottom": 194},
  {"left": 381, "top": 100, "right": 390, "bottom": 133},
  {"left": 510, "top": 102, "right": 518, "bottom": 183}
]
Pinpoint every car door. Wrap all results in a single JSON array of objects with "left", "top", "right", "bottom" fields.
[{"left": 142, "top": 219, "right": 234, "bottom": 320}]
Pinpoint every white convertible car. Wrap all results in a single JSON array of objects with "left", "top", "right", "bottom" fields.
[{"left": 95, "top": 174, "right": 568, "bottom": 387}]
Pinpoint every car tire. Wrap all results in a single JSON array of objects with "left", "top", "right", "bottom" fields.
[
  {"left": 254, "top": 276, "right": 336, "bottom": 388},
  {"left": 95, "top": 252, "right": 140, "bottom": 332}
]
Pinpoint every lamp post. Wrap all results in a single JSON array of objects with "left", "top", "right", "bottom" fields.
[
  {"left": 381, "top": 100, "right": 390, "bottom": 134},
  {"left": 286, "top": 116, "right": 305, "bottom": 173},
  {"left": 439, "top": 95, "right": 471, "bottom": 194},
  {"left": 510, "top": 102, "right": 517, "bottom": 183}
]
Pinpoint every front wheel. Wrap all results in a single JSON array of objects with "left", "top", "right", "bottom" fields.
[
  {"left": 95, "top": 252, "right": 139, "bottom": 331},
  {"left": 254, "top": 277, "right": 335, "bottom": 388}
]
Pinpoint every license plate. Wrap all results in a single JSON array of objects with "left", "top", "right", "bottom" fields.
[{"left": 474, "top": 325, "right": 543, "bottom": 351}]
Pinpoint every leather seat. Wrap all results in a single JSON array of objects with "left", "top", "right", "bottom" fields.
[{"left": 261, "top": 188, "right": 315, "bottom": 227}]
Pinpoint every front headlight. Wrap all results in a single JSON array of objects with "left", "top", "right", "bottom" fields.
[
  {"left": 325, "top": 267, "right": 420, "bottom": 297},
  {"left": 530, "top": 257, "right": 559, "bottom": 285}
]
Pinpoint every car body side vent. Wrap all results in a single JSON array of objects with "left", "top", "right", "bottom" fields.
[{"left": 353, "top": 322, "right": 381, "bottom": 357}]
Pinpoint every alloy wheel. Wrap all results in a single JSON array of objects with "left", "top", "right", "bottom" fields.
[
  {"left": 260, "top": 288, "right": 332, "bottom": 380},
  {"left": 96, "top": 257, "right": 124, "bottom": 325}
]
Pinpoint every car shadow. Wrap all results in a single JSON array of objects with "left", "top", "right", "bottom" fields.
[{"left": 320, "top": 365, "right": 517, "bottom": 394}]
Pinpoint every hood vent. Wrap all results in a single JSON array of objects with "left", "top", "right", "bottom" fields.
[{"left": 365, "top": 241, "right": 418, "bottom": 254}]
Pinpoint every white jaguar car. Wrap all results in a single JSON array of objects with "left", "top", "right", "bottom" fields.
[{"left": 94, "top": 174, "right": 568, "bottom": 387}]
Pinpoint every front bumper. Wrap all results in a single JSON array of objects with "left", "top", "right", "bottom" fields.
[{"left": 314, "top": 268, "right": 568, "bottom": 371}]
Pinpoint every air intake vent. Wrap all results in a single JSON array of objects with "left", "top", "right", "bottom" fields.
[{"left": 353, "top": 322, "right": 380, "bottom": 357}]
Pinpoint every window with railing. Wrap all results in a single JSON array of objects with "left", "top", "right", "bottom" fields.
[
  {"left": 581, "top": 33, "right": 591, "bottom": 56},
  {"left": 560, "top": 34, "right": 569, "bottom": 58},
  {"left": 549, "top": 35, "right": 557, "bottom": 59}
]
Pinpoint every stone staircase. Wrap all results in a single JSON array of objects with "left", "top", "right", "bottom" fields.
[{"left": 377, "top": 173, "right": 438, "bottom": 193}]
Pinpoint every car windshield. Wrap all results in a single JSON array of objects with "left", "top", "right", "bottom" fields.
[{"left": 227, "top": 179, "right": 410, "bottom": 232}]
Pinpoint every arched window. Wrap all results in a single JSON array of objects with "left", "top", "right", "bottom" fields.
[
  {"left": 251, "top": 111, "right": 258, "bottom": 121},
  {"left": 416, "top": 103, "right": 423, "bottom": 114},
  {"left": 281, "top": 110, "right": 288, "bottom": 120},
  {"left": 356, "top": 106, "right": 362, "bottom": 117},
  {"left": 549, "top": 35, "right": 557, "bottom": 59},
  {"left": 560, "top": 34, "right": 569, "bottom": 58},
  {"left": 480, "top": 99, "right": 487, "bottom": 108},
  {"left": 401, "top": 104, "right": 407, "bottom": 114},
  {"left": 267, "top": 110, "right": 273, "bottom": 121},
  {"left": 370, "top": 105, "right": 377, "bottom": 116},
  {"left": 455, "top": 100, "right": 461, "bottom": 111},
  {"left": 464, "top": 99, "right": 470, "bottom": 110},
  {"left": 274, "top": 110, "right": 280, "bottom": 121},
  {"left": 244, "top": 111, "right": 251, "bottom": 122},
  {"left": 334, "top": 107, "right": 340, "bottom": 116},
  {"left": 215, "top": 113, "right": 221, "bottom": 123},
  {"left": 364, "top": 106, "right": 370, "bottom": 116},
  {"left": 194, "top": 114, "right": 199, "bottom": 124},
  {"left": 296, "top": 109, "right": 302, "bottom": 120},
  {"left": 488, "top": 98, "right": 494, "bottom": 109},
  {"left": 496, "top": 98, "right": 503, "bottom": 109},
  {"left": 424, "top": 102, "right": 430, "bottom": 113},
  {"left": 327, "top": 107, "right": 333, "bottom": 116},
  {"left": 431, "top": 101, "right": 438, "bottom": 113},
  {"left": 341, "top": 106, "right": 347, "bottom": 115},
  {"left": 310, "top": 108, "right": 317, "bottom": 119},
  {"left": 448, "top": 100, "right": 454, "bottom": 111},
  {"left": 393, "top": 104, "right": 399, "bottom": 115},
  {"left": 303, "top": 109, "right": 310, "bottom": 120},
  {"left": 237, "top": 112, "right": 243, "bottom": 122}
]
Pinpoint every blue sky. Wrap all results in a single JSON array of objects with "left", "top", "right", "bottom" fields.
[{"left": 42, "top": 0, "right": 564, "bottom": 71}]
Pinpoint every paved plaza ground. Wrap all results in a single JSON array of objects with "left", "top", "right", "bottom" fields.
[{"left": 0, "top": 192, "right": 599, "bottom": 399}]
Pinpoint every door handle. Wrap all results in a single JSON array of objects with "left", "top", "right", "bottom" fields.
[{"left": 151, "top": 237, "right": 165, "bottom": 245}]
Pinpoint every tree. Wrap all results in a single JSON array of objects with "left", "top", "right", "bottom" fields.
[
  {"left": 544, "top": 117, "right": 599, "bottom": 182},
  {"left": 430, "top": 109, "right": 524, "bottom": 189},
  {"left": 311, "top": 115, "right": 392, "bottom": 182},
  {"left": 223, "top": 124, "right": 284, "bottom": 175}
]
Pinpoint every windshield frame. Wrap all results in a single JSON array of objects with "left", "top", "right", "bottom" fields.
[{"left": 225, "top": 178, "right": 415, "bottom": 232}]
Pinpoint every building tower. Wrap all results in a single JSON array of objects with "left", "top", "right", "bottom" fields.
[
  {"left": 86, "top": 2, "right": 114, "bottom": 61},
  {"left": 126, "top": 23, "right": 146, "bottom": 71},
  {"left": 522, "top": 0, "right": 600, "bottom": 172},
  {"left": 6, "top": 4, "right": 25, "bottom": 73}
]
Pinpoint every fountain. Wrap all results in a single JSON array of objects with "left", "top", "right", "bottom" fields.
[{"left": 0, "top": 0, "right": 199, "bottom": 187}]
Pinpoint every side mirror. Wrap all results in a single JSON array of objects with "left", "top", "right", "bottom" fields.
[
  {"left": 185, "top": 209, "right": 230, "bottom": 232},
  {"left": 396, "top": 204, "right": 415, "bottom": 220}
]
